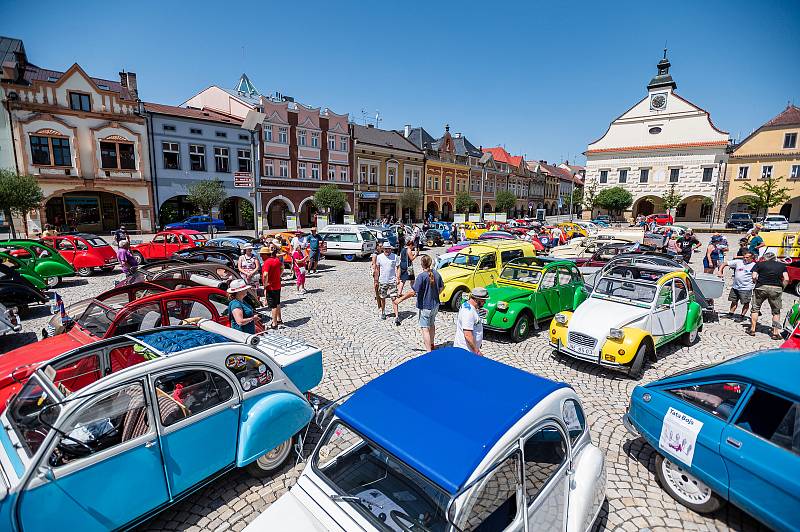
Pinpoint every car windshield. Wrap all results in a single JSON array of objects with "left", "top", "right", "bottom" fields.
[
  {"left": 7, "top": 375, "right": 61, "bottom": 457},
  {"left": 84, "top": 237, "right": 109, "bottom": 247},
  {"left": 593, "top": 277, "right": 657, "bottom": 304},
  {"left": 731, "top": 214, "right": 751, "bottom": 220},
  {"left": 77, "top": 301, "right": 118, "bottom": 335},
  {"left": 314, "top": 421, "right": 449, "bottom": 531},
  {"left": 499, "top": 265, "right": 542, "bottom": 285},
  {"left": 765, "top": 216, "right": 785, "bottom": 222},
  {"left": 451, "top": 253, "right": 481, "bottom": 268}
]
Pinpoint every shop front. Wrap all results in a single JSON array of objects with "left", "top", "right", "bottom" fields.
[
  {"left": 45, "top": 192, "right": 138, "bottom": 233},
  {"left": 358, "top": 191, "right": 379, "bottom": 223}
]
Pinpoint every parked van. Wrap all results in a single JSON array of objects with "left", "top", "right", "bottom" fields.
[{"left": 318, "top": 224, "right": 377, "bottom": 261}]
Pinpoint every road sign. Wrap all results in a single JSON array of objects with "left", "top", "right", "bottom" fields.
[{"left": 234, "top": 172, "right": 253, "bottom": 188}]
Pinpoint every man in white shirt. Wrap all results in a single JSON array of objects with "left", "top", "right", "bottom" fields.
[
  {"left": 453, "top": 287, "right": 489, "bottom": 355},
  {"left": 550, "top": 226, "right": 563, "bottom": 247},
  {"left": 718, "top": 251, "right": 756, "bottom": 321},
  {"left": 374, "top": 242, "right": 401, "bottom": 324}
]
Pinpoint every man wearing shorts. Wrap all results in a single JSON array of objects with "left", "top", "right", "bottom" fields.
[
  {"left": 307, "top": 227, "right": 322, "bottom": 274},
  {"left": 749, "top": 251, "right": 788, "bottom": 339},
  {"left": 260, "top": 245, "right": 283, "bottom": 329},
  {"left": 375, "top": 242, "right": 400, "bottom": 324},
  {"left": 719, "top": 251, "right": 755, "bottom": 320}
]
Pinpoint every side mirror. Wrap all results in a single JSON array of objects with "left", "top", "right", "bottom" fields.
[{"left": 38, "top": 466, "right": 55, "bottom": 482}]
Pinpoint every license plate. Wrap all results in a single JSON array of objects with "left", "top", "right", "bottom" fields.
[{"left": 568, "top": 343, "right": 594, "bottom": 356}]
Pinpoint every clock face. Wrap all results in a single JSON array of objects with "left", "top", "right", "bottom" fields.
[{"left": 651, "top": 94, "right": 667, "bottom": 110}]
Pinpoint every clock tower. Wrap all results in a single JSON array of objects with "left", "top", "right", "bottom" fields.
[{"left": 647, "top": 49, "right": 676, "bottom": 111}]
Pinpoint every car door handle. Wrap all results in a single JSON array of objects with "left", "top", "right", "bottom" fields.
[
  {"left": 230, "top": 403, "right": 241, "bottom": 410},
  {"left": 725, "top": 437, "right": 742, "bottom": 449},
  {"left": 144, "top": 440, "right": 157, "bottom": 448}
]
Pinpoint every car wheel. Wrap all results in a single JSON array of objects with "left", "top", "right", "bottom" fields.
[
  {"left": 793, "top": 282, "right": 800, "bottom": 298},
  {"left": 628, "top": 343, "right": 648, "bottom": 380},
  {"left": 245, "top": 437, "right": 293, "bottom": 478},
  {"left": 132, "top": 251, "right": 145, "bottom": 265},
  {"left": 511, "top": 313, "right": 531, "bottom": 343},
  {"left": 76, "top": 267, "right": 93, "bottom": 277},
  {"left": 682, "top": 326, "right": 699, "bottom": 346},
  {"left": 46, "top": 276, "right": 61, "bottom": 289},
  {"left": 342, "top": 253, "right": 355, "bottom": 262},
  {"left": 655, "top": 454, "right": 723, "bottom": 514},
  {"left": 450, "top": 288, "right": 465, "bottom": 312}
]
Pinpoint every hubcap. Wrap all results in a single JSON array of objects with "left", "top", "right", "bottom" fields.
[
  {"left": 662, "top": 457, "right": 711, "bottom": 504},
  {"left": 255, "top": 439, "right": 291, "bottom": 471},
  {"left": 46, "top": 277, "right": 58, "bottom": 287},
  {"left": 518, "top": 319, "right": 528, "bottom": 335}
]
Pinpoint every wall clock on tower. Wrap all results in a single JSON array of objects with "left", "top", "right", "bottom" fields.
[{"left": 650, "top": 93, "right": 667, "bottom": 110}]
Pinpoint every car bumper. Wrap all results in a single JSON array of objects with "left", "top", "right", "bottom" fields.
[
  {"left": 550, "top": 340, "right": 626, "bottom": 369},
  {"left": 621, "top": 412, "right": 639, "bottom": 436}
]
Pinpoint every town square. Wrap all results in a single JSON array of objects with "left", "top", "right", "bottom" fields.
[{"left": 0, "top": 1, "right": 798, "bottom": 531}]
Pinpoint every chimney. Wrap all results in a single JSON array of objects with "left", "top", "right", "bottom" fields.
[
  {"left": 119, "top": 71, "right": 138, "bottom": 100},
  {"left": 404, "top": 124, "right": 411, "bottom": 137}
]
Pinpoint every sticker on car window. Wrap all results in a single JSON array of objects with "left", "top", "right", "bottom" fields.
[
  {"left": 658, "top": 407, "right": 704, "bottom": 466},
  {"left": 563, "top": 401, "right": 582, "bottom": 431}
]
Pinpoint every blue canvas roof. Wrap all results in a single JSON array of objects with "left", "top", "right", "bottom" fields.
[
  {"left": 136, "top": 329, "right": 230, "bottom": 354},
  {"left": 653, "top": 349, "right": 800, "bottom": 397},
  {"left": 335, "top": 347, "right": 567, "bottom": 494}
]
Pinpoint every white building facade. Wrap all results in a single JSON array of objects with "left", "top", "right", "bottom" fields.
[{"left": 584, "top": 53, "right": 729, "bottom": 221}]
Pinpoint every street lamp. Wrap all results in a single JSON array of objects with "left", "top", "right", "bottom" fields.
[
  {"left": 478, "top": 152, "right": 492, "bottom": 222},
  {"left": 242, "top": 110, "right": 266, "bottom": 238}
]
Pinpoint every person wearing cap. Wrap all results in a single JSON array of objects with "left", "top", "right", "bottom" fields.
[
  {"left": 704, "top": 235, "right": 723, "bottom": 273},
  {"left": 116, "top": 239, "right": 139, "bottom": 284},
  {"left": 260, "top": 244, "right": 283, "bottom": 329},
  {"left": 719, "top": 251, "right": 756, "bottom": 321},
  {"left": 227, "top": 279, "right": 257, "bottom": 334},
  {"left": 307, "top": 227, "right": 322, "bottom": 274},
  {"left": 374, "top": 241, "right": 401, "bottom": 324},
  {"left": 454, "top": 287, "right": 488, "bottom": 355},
  {"left": 749, "top": 251, "right": 788, "bottom": 339},
  {"left": 237, "top": 243, "right": 260, "bottom": 285},
  {"left": 748, "top": 226, "right": 765, "bottom": 257},
  {"left": 113, "top": 224, "right": 128, "bottom": 247}
]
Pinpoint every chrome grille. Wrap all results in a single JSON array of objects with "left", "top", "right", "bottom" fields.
[{"left": 568, "top": 332, "right": 597, "bottom": 348}]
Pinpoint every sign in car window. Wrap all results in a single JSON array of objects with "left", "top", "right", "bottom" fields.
[
  {"left": 659, "top": 407, "right": 703, "bottom": 466},
  {"left": 225, "top": 354, "right": 273, "bottom": 392}
]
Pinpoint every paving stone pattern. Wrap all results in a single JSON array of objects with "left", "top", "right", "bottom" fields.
[{"left": 6, "top": 236, "right": 781, "bottom": 532}]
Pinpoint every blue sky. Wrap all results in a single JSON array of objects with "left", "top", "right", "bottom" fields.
[{"left": 3, "top": 0, "right": 798, "bottom": 165}]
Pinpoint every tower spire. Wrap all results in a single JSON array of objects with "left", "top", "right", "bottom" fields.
[{"left": 647, "top": 50, "right": 677, "bottom": 91}]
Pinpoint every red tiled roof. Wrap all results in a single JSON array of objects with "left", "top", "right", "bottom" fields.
[
  {"left": 143, "top": 102, "right": 243, "bottom": 124},
  {"left": 586, "top": 140, "right": 728, "bottom": 154},
  {"left": 764, "top": 105, "right": 800, "bottom": 127},
  {"left": 508, "top": 155, "right": 523, "bottom": 167},
  {"left": 23, "top": 63, "right": 133, "bottom": 100},
  {"left": 484, "top": 147, "right": 525, "bottom": 169}
]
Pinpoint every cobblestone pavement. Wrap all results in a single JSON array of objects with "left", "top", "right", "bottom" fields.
[{"left": 6, "top": 236, "right": 782, "bottom": 532}]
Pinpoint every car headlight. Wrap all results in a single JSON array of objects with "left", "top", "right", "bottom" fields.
[
  {"left": 608, "top": 328, "right": 625, "bottom": 340},
  {"left": 496, "top": 301, "right": 509, "bottom": 311},
  {"left": 554, "top": 313, "right": 568, "bottom": 325}
]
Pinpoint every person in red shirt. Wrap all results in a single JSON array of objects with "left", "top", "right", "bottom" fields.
[{"left": 260, "top": 244, "right": 284, "bottom": 329}]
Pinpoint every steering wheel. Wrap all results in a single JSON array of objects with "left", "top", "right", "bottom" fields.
[
  {"left": 390, "top": 510, "right": 431, "bottom": 532},
  {"left": 58, "top": 433, "right": 96, "bottom": 455}
]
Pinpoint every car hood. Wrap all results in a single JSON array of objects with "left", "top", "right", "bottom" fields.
[
  {"left": 245, "top": 490, "right": 329, "bottom": 532},
  {"left": 439, "top": 265, "right": 473, "bottom": 284},
  {"left": 568, "top": 296, "right": 650, "bottom": 337},
  {"left": 487, "top": 282, "right": 534, "bottom": 303}
]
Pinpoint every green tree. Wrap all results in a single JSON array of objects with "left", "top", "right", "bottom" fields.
[
  {"left": 494, "top": 190, "right": 517, "bottom": 214},
  {"left": 186, "top": 179, "right": 227, "bottom": 232},
  {"left": 400, "top": 189, "right": 422, "bottom": 221},
  {"left": 660, "top": 183, "right": 683, "bottom": 215},
  {"left": 741, "top": 176, "right": 791, "bottom": 219},
  {"left": 0, "top": 169, "right": 44, "bottom": 238},
  {"left": 455, "top": 191, "right": 476, "bottom": 214},
  {"left": 313, "top": 184, "right": 346, "bottom": 215},
  {"left": 569, "top": 187, "right": 583, "bottom": 213},
  {"left": 595, "top": 186, "right": 633, "bottom": 216},
  {"left": 240, "top": 200, "right": 254, "bottom": 229},
  {"left": 582, "top": 180, "right": 599, "bottom": 212}
]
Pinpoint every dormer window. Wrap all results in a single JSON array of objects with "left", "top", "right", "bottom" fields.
[
  {"left": 69, "top": 92, "right": 91, "bottom": 112},
  {"left": 96, "top": 84, "right": 110, "bottom": 91}
]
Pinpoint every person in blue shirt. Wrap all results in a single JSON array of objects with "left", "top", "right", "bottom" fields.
[
  {"left": 397, "top": 254, "right": 444, "bottom": 351},
  {"left": 307, "top": 227, "right": 322, "bottom": 274},
  {"left": 227, "top": 279, "right": 257, "bottom": 334}
]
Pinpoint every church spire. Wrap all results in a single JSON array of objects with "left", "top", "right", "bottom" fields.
[{"left": 647, "top": 49, "right": 677, "bottom": 91}]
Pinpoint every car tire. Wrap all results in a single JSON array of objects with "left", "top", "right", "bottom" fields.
[
  {"left": 628, "top": 343, "right": 648, "bottom": 380},
  {"left": 655, "top": 454, "right": 724, "bottom": 514},
  {"left": 450, "top": 288, "right": 466, "bottom": 312},
  {"left": 245, "top": 436, "right": 294, "bottom": 478},
  {"left": 682, "top": 326, "right": 699, "bottom": 346},
  {"left": 46, "top": 276, "right": 61, "bottom": 289},
  {"left": 342, "top": 253, "right": 355, "bottom": 262},
  {"left": 132, "top": 251, "right": 145, "bottom": 265},
  {"left": 793, "top": 282, "right": 800, "bottom": 298},
  {"left": 511, "top": 313, "right": 531, "bottom": 343},
  {"left": 76, "top": 267, "right": 93, "bottom": 277}
]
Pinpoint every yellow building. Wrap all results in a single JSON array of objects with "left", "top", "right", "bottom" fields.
[{"left": 725, "top": 105, "right": 800, "bottom": 220}]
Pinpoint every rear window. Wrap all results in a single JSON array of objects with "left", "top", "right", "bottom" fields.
[
  {"left": 667, "top": 382, "right": 745, "bottom": 421},
  {"left": 731, "top": 214, "right": 751, "bottom": 220},
  {"left": 85, "top": 237, "right": 109, "bottom": 247},
  {"left": 190, "top": 234, "right": 207, "bottom": 241}
]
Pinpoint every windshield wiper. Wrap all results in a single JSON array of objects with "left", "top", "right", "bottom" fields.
[{"left": 330, "top": 494, "right": 383, "bottom": 509}]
